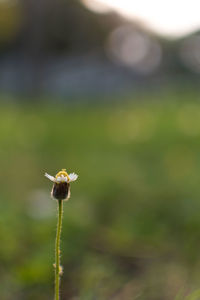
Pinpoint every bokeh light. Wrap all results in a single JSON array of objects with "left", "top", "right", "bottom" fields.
[{"left": 107, "top": 25, "right": 162, "bottom": 73}]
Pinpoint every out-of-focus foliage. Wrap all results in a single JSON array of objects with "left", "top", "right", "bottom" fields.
[
  {"left": 1, "top": 91, "right": 200, "bottom": 299},
  {"left": 0, "top": 0, "right": 21, "bottom": 47},
  {"left": 0, "top": 0, "right": 118, "bottom": 53}
]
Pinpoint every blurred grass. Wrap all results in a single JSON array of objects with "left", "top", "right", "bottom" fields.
[{"left": 1, "top": 93, "right": 200, "bottom": 299}]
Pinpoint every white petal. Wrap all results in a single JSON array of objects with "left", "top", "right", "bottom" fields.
[
  {"left": 68, "top": 173, "right": 78, "bottom": 182},
  {"left": 45, "top": 173, "right": 56, "bottom": 182},
  {"left": 56, "top": 176, "right": 68, "bottom": 183}
]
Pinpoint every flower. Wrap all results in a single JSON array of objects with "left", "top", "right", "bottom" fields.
[
  {"left": 45, "top": 169, "right": 78, "bottom": 183},
  {"left": 45, "top": 169, "right": 78, "bottom": 200}
]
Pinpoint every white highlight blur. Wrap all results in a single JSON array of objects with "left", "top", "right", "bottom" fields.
[
  {"left": 107, "top": 25, "right": 162, "bottom": 73},
  {"left": 82, "top": 0, "right": 200, "bottom": 38},
  {"left": 82, "top": 0, "right": 110, "bottom": 13}
]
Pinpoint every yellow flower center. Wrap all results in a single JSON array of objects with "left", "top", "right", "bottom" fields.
[{"left": 55, "top": 169, "right": 70, "bottom": 182}]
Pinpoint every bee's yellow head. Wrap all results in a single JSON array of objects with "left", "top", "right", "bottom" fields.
[{"left": 55, "top": 169, "right": 70, "bottom": 181}]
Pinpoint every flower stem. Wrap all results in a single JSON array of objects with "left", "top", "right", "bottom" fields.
[{"left": 55, "top": 199, "right": 63, "bottom": 300}]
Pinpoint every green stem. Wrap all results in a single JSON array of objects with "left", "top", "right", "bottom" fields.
[{"left": 55, "top": 199, "right": 63, "bottom": 300}]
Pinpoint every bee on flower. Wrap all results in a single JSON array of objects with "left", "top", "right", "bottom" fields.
[{"left": 45, "top": 169, "right": 78, "bottom": 200}]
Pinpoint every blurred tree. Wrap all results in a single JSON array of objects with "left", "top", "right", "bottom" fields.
[
  {"left": 0, "top": 0, "right": 21, "bottom": 50},
  {"left": 19, "top": 0, "right": 119, "bottom": 54},
  {"left": 8, "top": 0, "right": 119, "bottom": 95}
]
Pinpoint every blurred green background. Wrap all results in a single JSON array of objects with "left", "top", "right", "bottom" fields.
[
  {"left": 1, "top": 0, "right": 200, "bottom": 299},
  {"left": 1, "top": 93, "right": 200, "bottom": 300}
]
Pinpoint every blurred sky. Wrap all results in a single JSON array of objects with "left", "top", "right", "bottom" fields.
[{"left": 83, "top": 0, "right": 200, "bottom": 38}]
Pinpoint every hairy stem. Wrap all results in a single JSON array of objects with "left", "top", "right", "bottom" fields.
[{"left": 55, "top": 199, "right": 63, "bottom": 300}]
